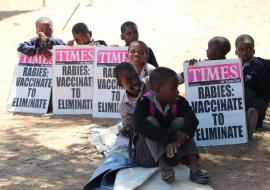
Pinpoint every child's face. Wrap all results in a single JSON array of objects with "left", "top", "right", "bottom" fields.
[
  {"left": 73, "top": 32, "right": 92, "bottom": 45},
  {"left": 156, "top": 76, "right": 179, "bottom": 105},
  {"left": 206, "top": 42, "right": 222, "bottom": 60},
  {"left": 36, "top": 22, "right": 53, "bottom": 38},
  {"left": 121, "top": 26, "right": 139, "bottom": 45},
  {"left": 128, "top": 43, "right": 148, "bottom": 68},
  {"left": 117, "top": 68, "right": 141, "bottom": 97},
  {"left": 235, "top": 41, "right": 255, "bottom": 63}
]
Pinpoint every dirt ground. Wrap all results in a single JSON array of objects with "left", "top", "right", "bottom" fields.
[{"left": 1, "top": 0, "right": 270, "bottom": 189}]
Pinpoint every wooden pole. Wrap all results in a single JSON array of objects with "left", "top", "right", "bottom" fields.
[{"left": 62, "top": 2, "right": 80, "bottom": 31}]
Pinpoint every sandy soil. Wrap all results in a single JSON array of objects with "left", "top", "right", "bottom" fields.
[{"left": 0, "top": 0, "right": 270, "bottom": 189}]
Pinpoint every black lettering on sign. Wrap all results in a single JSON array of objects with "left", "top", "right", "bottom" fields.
[
  {"left": 16, "top": 77, "right": 52, "bottom": 87},
  {"left": 191, "top": 97, "right": 243, "bottom": 113},
  {"left": 98, "top": 102, "right": 119, "bottom": 113},
  {"left": 12, "top": 98, "right": 47, "bottom": 108},
  {"left": 97, "top": 79, "right": 121, "bottom": 90},
  {"left": 56, "top": 77, "right": 92, "bottom": 87},
  {"left": 196, "top": 125, "right": 244, "bottom": 141},
  {"left": 58, "top": 99, "right": 92, "bottom": 109},
  {"left": 103, "top": 68, "right": 115, "bottom": 78},
  {"left": 22, "top": 67, "right": 47, "bottom": 77},
  {"left": 62, "top": 65, "right": 88, "bottom": 76},
  {"left": 198, "top": 85, "right": 232, "bottom": 99}
]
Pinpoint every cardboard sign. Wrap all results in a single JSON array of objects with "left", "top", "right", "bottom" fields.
[
  {"left": 92, "top": 46, "right": 128, "bottom": 118},
  {"left": 7, "top": 53, "right": 52, "bottom": 114},
  {"left": 184, "top": 59, "right": 248, "bottom": 146},
  {"left": 53, "top": 46, "right": 94, "bottom": 114}
]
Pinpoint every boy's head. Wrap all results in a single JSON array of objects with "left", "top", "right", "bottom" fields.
[
  {"left": 235, "top": 34, "right": 255, "bottom": 63},
  {"left": 35, "top": 17, "right": 53, "bottom": 38},
  {"left": 72, "top": 23, "right": 92, "bottom": 45},
  {"left": 206, "top": 36, "right": 231, "bottom": 60},
  {"left": 115, "top": 62, "right": 141, "bottom": 97},
  {"left": 121, "top": 21, "right": 139, "bottom": 46},
  {"left": 150, "top": 67, "right": 179, "bottom": 104},
  {"left": 128, "top": 40, "right": 149, "bottom": 68}
]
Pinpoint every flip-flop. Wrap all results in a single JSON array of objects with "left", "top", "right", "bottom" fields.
[{"left": 160, "top": 167, "right": 175, "bottom": 183}]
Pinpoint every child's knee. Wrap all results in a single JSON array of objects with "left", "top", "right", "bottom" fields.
[
  {"left": 170, "top": 117, "right": 185, "bottom": 130},
  {"left": 146, "top": 116, "right": 161, "bottom": 127}
]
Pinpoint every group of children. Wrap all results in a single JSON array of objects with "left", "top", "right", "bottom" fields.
[{"left": 18, "top": 16, "right": 270, "bottom": 185}]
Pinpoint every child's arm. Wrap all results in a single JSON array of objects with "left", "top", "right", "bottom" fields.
[
  {"left": 17, "top": 37, "right": 39, "bottom": 56},
  {"left": 176, "top": 96, "right": 199, "bottom": 138},
  {"left": 133, "top": 97, "right": 179, "bottom": 144}
]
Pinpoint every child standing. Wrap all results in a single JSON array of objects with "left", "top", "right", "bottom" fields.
[
  {"left": 235, "top": 34, "right": 270, "bottom": 130},
  {"left": 127, "top": 40, "right": 156, "bottom": 80},
  {"left": 121, "top": 21, "right": 158, "bottom": 67},
  {"left": 17, "top": 16, "right": 65, "bottom": 59},
  {"left": 115, "top": 62, "right": 149, "bottom": 138},
  {"left": 132, "top": 67, "right": 209, "bottom": 184},
  {"left": 67, "top": 22, "right": 107, "bottom": 46}
]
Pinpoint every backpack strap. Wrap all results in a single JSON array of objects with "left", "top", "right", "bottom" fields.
[
  {"left": 143, "top": 91, "right": 155, "bottom": 116},
  {"left": 171, "top": 100, "right": 178, "bottom": 118}
]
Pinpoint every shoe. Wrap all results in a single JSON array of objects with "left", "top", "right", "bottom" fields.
[
  {"left": 189, "top": 170, "right": 209, "bottom": 184},
  {"left": 247, "top": 108, "right": 258, "bottom": 138},
  {"left": 161, "top": 167, "right": 175, "bottom": 183}
]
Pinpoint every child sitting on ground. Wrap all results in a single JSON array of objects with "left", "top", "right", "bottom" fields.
[
  {"left": 131, "top": 67, "right": 209, "bottom": 184},
  {"left": 235, "top": 34, "right": 270, "bottom": 131},
  {"left": 115, "top": 62, "right": 149, "bottom": 138},
  {"left": 121, "top": 21, "right": 158, "bottom": 67},
  {"left": 67, "top": 22, "right": 107, "bottom": 46},
  {"left": 17, "top": 16, "right": 65, "bottom": 59},
  {"left": 127, "top": 40, "right": 156, "bottom": 79}
]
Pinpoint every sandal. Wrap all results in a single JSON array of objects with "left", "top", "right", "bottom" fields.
[
  {"left": 189, "top": 170, "right": 209, "bottom": 184},
  {"left": 160, "top": 167, "right": 175, "bottom": 183}
]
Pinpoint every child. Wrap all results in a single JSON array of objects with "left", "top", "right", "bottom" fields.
[
  {"left": 206, "top": 36, "right": 231, "bottom": 60},
  {"left": 121, "top": 21, "right": 158, "bottom": 67},
  {"left": 17, "top": 16, "right": 65, "bottom": 59},
  {"left": 132, "top": 67, "right": 209, "bottom": 184},
  {"left": 235, "top": 34, "right": 270, "bottom": 131},
  {"left": 67, "top": 22, "right": 107, "bottom": 46},
  {"left": 115, "top": 62, "right": 149, "bottom": 137},
  {"left": 127, "top": 40, "right": 156, "bottom": 79}
]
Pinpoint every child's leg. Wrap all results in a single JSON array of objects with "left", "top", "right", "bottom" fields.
[{"left": 170, "top": 117, "right": 209, "bottom": 184}]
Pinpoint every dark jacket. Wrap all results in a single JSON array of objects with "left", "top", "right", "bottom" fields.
[
  {"left": 17, "top": 36, "right": 65, "bottom": 56},
  {"left": 148, "top": 47, "right": 158, "bottom": 67},
  {"left": 243, "top": 57, "right": 270, "bottom": 102},
  {"left": 133, "top": 94, "right": 199, "bottom": 144}
]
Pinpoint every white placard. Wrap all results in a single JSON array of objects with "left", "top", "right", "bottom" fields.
[
  {"left": 184, "top": 59, "right": 248, "bottom": 146},
  {"left": 53, "top": 46, "right": 94, "bottom": 114},
  {"left": 7, "top": 53, "right": 52, "bottom": 114},
  {"left": 92, "top": 46, "right": 128, "bottom": 118}
]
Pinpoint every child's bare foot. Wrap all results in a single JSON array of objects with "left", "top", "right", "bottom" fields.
[{"left": 158, "top": 155, "right": 175, "bottom": 183}]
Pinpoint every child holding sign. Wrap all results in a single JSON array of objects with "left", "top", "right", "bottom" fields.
[
  {"left": 121, "top": 21, "right": 158, "bottom": 67},
  {"left": 17, "top": 16, "right": 65, "bottom": 59},
  {"left": 127, "top": 40, "right": 156, "bottom": 79},
  {"left": 67, "top": 22, "right": 107, "bottom": 46},
  {"left": 115, "top": 62, "right": 149, "bottom": 138},
  {"left": 235, "top": 34, "right": 270, "bottom": 131},
  {"left": 132, "top": 67, "right": 209, "bottom": 184}
]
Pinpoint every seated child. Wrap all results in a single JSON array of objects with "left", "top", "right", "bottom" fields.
[
  {"left": 67, "top": 22, "right": 107, "bottom": 46},
  {"left": 181, "top": 36, "right": 231, "bottom": 83},
  {"left": 235, "top": 34, "right": 270, "bottom": 131},
  {"left": 115, "top": 62, "right": 149, "bottom": 137},
  {"left": 121, "top": 21, "right": 158, "bottom": 67},
  {"left": 127, "top": 40, "right": 156, "bottom": 79},
  {"left": 17, "top": 16, "right": 65, "bottom": 59},
  {"left": 131, "top": 67, "right": 209, "bottom": 184}
]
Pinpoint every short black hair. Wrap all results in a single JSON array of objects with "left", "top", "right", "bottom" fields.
[
  {"left": 208, "top": 36, "right": 231, "bottom": 55},
  {"left": 149, "top": 67, "right": 177, "bottom": 89},
  {"left": 121, "top": 21, "right": 137, "bottom": 33},
  {"left": 35, "top": 16, "right": 53, "bottom": 26},
  {"left": 72, "top": 22, "right": 90, "bottom": 34},
  {"left": 115, "top": 62, "right": 136, "bottom": 81},
  {"left": 235, "top": 34, "right": 255, "bottom": 48},
  {"left": 128, "top": 40, "right": 149, "bottom": 56}
]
